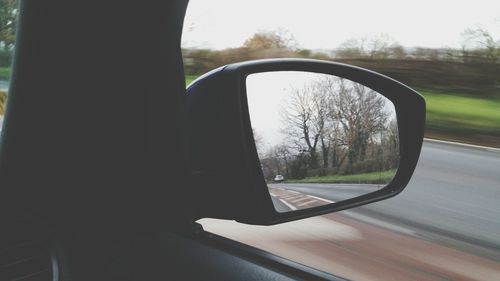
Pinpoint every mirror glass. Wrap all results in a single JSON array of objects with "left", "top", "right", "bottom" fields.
[{"left": 246, "top": 71, "right": 399, "bottom": 212}]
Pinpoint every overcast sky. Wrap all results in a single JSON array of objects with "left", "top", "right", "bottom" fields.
[
  {"left": 182, "top": 0, "right": 500, "bottom": 50},
  {"left": 246, "top": 72, "right": 320, "bottom": 147}
]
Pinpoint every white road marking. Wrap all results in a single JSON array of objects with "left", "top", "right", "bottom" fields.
[
  {"left": 297, "top": 199, "right": 319, "bottom": 207},
  {"left": 271, "top": 188, "right": 336, "bottom": 209},
  {"left": 282, "top": 194, "right": 304, "bottom": 201},
  {"left": 424, "top": 138, "right": 500, "bottom": 152},
  {"left": 307, "top": 195, "right": 335, "bottom": 204},
  {"left": 290, "top": 197, "right": 316, "bottom": 204},
  {"left": 279, "top": 199, "right": 298, "bottom": 210}
]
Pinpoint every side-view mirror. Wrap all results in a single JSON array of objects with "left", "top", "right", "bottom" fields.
[{"left": 186, "top": 59, "right": 425, "bottom": 225}]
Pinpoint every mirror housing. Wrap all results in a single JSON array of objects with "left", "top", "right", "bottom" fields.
[{"left": 186, "top": 59, "right": 425, "bottom": 225}]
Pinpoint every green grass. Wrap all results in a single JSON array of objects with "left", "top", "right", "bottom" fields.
[
  {"left": 287, "top": 169, "right": 397, "bottom": 184},
  {"left": 421, "top": 90, "right": 500, "bottom": 138},
  {"left": 0, "top": 67, "right": 10, "bottom": 80},
  {"left": 185, "top": 75, "right": 198, "bottom": 86}
]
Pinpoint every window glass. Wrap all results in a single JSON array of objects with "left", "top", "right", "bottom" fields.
[{"left": 183, "top": 1, "right": 500, "bottom": 280}]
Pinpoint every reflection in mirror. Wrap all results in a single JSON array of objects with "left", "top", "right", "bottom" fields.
[
  {"left": 0, "top": 91, "right": 5, "bottom": 133},
  {"left": 246, "top": 72, "right": 399, "bottom": 213}
]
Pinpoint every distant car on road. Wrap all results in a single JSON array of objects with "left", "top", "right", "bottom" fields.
[{"left": 273, "top": 175, "right": 284, "bottom": 182}]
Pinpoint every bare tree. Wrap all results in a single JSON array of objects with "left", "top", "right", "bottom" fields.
[
  {"left": 387, "top": 44, "right": 407, "bottom": 59},
  {"left": 461, "top": 27, "right": 500, "bottom": 63},
  {"left": 384, "top": 119, "right": 400, "bottom": 169},
  {"left": 274, "top": 144, "right": 291, "bottom": 176},
  {"left": 280, "top": 84, "right": 323, "bottom": 169},
  {"left": 280, "top": 75, "right": 393, "bottom": 176},
  {"left": 335, "top": 38, "right": 367, "bottom": 58},
  {"left": 259, "top": 144, "right": 292, "bottom": 180},
  {"left": 243, "top": 29, "right": 297, "bottom": 50},
  {"left": 335, "top": 34, "right": 399, "bottom": 59},
  {"left": 0, "top": 90, "right": 6, "bottom": 132},
  {"left": 326, "top": 78, "right": 390, "bottom": 171},
  {"left": 252, "top": 127, "right": 265, "bottom": 159},
  {"left": 0, "top": 90, "right": 6, "bottom": 115},
  {"left": 368, "top": 34, "right": 393, "bottom": 59},
  {"left": 312, "top": 76, "right": 340, "bottom": 168},
  {"left": 0, "top": 0, "right": 18, "bottom": 51}
]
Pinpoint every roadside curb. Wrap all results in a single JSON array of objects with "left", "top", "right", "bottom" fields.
[{"left": 424, "top": 138, "right": 500, "bottom": 153}]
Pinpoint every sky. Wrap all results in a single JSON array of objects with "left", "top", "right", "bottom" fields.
[
  {"left": 182, "top": 0, "right": 500, "bottom": 50},
  {"left": 246, "top": 72, "right": 320, "bottom": 147}
]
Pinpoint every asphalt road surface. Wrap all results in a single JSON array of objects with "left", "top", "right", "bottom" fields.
[
  {"left": 269, "top": 183, "right": 381, "bottom": 212},
  {"left": 201, "top": 140, "right": 500, "bottom": 280}
]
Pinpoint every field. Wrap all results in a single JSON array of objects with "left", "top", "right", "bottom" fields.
[{"left": 420, "top": 90, "right": 500, "bottom": 147}]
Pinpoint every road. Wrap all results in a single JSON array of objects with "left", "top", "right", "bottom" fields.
[
  {"left": 200, "top": 140, "right": 500, "bottom": 280},
  {"left": 269, "top": 183, "right": 381, "bottom": 212}
]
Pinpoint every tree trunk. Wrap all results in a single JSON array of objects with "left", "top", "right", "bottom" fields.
[{"left": 321, "top": 137, "right": 329, "bottom": 168}]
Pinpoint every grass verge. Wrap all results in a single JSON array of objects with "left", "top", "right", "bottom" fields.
[
  {"left": 286, "top": 169, "right": 397, "bottom": 184},
  {"left": 420, "top": 90, "right": 500, "bottom": 148},
  {"left": 185, "top": 75, "right": 198, "bottom": 86}
]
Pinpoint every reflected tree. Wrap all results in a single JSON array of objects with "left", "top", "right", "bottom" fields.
[
  {"left": 259, "top": 143, "right": 292, "bottom": 180},
  {"left": 328, "top": 78, "right": 390, "bottom": 172},
  {"left": 280, "top": 84, "right": 325, "bottom": 169},
  {"left": 0, "top": 0, "right": 18, "bottom": 51},
  {"left": 278, "top": 75, "right": 395, "bottom": 177},
  {"left": 0, "top": 90, "right": 6, "bottom": 115}
]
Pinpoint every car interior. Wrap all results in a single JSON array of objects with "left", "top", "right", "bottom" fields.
[{"left": 0, "top": 1, "right": 426, "bottom": 280}]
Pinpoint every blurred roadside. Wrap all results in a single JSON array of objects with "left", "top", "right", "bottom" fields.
[{"left": 182, "top": 30, "right": 500, "bottom": 148}]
